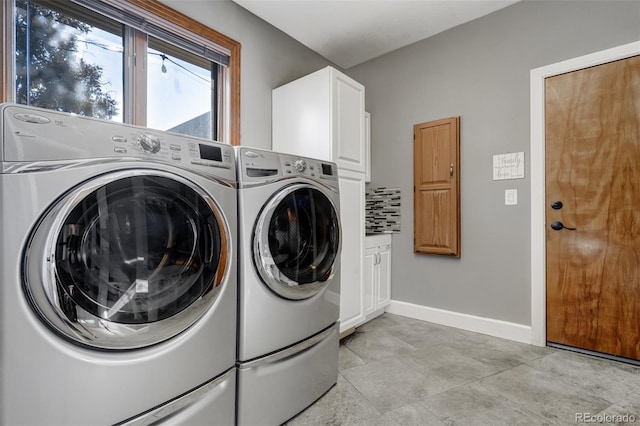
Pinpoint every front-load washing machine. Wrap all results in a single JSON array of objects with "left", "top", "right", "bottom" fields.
[
  {"left": 0, "top": 104, "right": 237, "bottom": 425},
  {"left": 235, "top": 147, "right": 341, "bottom": 426}
]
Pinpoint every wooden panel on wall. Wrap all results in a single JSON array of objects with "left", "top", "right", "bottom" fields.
[{"left": 414, "top": 117, "right": 460, "bottom": 257}]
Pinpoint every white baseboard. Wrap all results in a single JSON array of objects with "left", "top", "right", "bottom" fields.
[{"left": 385, "top": 300, "right": 534, "bottom": 345}]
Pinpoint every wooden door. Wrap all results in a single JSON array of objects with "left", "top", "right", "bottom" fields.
[
  {"left": 545, "top": 55, "right": 640, "bottom": 360},
  {"left": 414, "top": 117, "right": 460, "bottom": 257}
]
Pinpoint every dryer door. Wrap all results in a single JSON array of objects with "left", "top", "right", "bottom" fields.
[
  {"left": 254, "top": 183, "right": 340, "bottom": 300},
  {"left": 24, "top": 170, "right": 230, "bottom": 350}
]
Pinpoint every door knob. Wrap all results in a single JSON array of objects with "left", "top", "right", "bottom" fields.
[
  {"left": 551, "top": 201, "right": 563, "bottom": 210},
  {"left": 550, "top": 221, "right": 576, "bottom": 231}
]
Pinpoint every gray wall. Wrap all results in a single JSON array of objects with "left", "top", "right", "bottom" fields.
[
  {"left": 159, "top": 0, "right": 332, "bottom": 150},
  {"left": 348, "top": 0, "right": 640, "bottom": 325}
]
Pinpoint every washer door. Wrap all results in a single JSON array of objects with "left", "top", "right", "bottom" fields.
[
  {"left": 23, "top": 170, "right": 230, "bottom": 350},
  {"left": 254, "top": 183, "right": 340, "bottom": 300}
]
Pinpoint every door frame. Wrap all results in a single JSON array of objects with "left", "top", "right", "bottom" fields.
[{"left": 529, "top": 40, "right": 640, "bottom": 346}]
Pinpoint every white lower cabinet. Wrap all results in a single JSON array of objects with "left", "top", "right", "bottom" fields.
[{"left": 363, "top": 234, "right": 392, "bottom": 322}]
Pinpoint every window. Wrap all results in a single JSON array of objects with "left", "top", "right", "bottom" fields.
[
  {"left": 2, "top": 0, "right": 240, "bottom": 144},
  {"left": 147, "top": 37, "right": 218, "bottom": 139}
]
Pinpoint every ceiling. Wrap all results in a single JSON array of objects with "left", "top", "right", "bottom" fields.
[{"left": 232, "top": 0, "right": 520, "bottom": 69}]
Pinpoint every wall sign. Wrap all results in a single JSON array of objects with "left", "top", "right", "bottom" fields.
[{"left": 493, "top": 152, "right": 525, "bottom": 180}]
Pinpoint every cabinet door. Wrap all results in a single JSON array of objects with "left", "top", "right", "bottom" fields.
[
  {"left": 272, "top": 68, "right": 332, "bottom": 161},
  {"left": 363, "top": 248, "right": 376, "bottom": 316},
  {"left": 333, "top": 70, "right": 365, "bottom": 173},
  {"left": 376, "top": 245, "right": 392, "bottom": 308},
  {"left": 364, "top": 112, "right": 371, "bottom": 183},
  {"left": 338, "top": 170, "right": 365, "bottom": 332}
]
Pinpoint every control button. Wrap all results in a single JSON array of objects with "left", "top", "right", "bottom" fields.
[
  {"left": 137, "top": 134, "right": 161, "bottom": 153},
  {"left": 171, "top": 153, "right": 181, "bottom": 160},
  {"left": 286, "top": 170, "right": 292, "bottom": 174},
  {"left": 114, "top": 147, "right": 127, "bottom": 153},
  {"left": 190, "top": 160, "right": 203, "bottom": 166},
  {"left": 170, "top": 144, "right": 181, "bottom": 151},
  {"left": 294, "top": 159, "right": 307, "bottom": 172},
  {"left": 13, "top": 113, "right": 50, "bottom": 124},
  {"left": 112, "top": 135, "right": 127, "bottom": 143},
  {"left": 189, "top": 143, "right": 197, "bottom": 150},
  {"left": 190, "top": 150, "right": 199, "bottom": 157},
  {"left": 284, "top": 161, "right": 291, "bottom": 166},
  {"left": 244, "top": 151, "right": 259, "bottom": 158}
]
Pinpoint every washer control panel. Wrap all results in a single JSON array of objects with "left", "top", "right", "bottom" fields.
[
  {"left": 2, "top": 104, "right": 235, "bottom": 179},
  {"left": 110, "top": 131, "right": 233, "bottom": 170}
]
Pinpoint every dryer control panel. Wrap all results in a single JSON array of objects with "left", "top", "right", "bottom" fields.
[
  {"left": 237, "top": 147, "right": 338, "bottom": 186},
  {"left": 282, "top": 157, "right": 333, "bottom": 179}
]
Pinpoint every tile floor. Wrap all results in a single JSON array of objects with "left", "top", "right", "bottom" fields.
[{"left": 286, "top": 313, "right": 640, "bottom": 426}]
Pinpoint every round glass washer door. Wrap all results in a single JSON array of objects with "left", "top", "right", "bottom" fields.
[
  {"left": 23, "top": 170, "right": 230, "bottom": 350},
  {"left": 253, "top": 183, "right": 341, "bottom": 300}
]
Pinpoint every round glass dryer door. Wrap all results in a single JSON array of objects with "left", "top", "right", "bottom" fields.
[
  {"left": 23, "top": 171, "right": 230, "bottom": 350},
  {"left": 254, "top": 184, "right": 340, "bottom": 300}
]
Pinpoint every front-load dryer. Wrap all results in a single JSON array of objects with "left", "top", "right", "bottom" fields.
[
  {"left": 235, "top": 147, "right": 341, "bottom": 426},
  {"left": 0, "top": 103, "right": 237, "bottom": 425}
]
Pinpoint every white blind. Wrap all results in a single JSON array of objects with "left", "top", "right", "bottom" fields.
[{"left": 73, "top": 0, "right": 231, "bottom": 66}]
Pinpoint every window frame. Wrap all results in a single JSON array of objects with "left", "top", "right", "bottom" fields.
[{"left": 0, "top": 0, "right": 241, "bottom": 146}]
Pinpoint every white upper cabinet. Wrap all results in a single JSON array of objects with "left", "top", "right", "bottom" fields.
[{"left": 272, "top": 66, "right": 366, "bottom": 174}]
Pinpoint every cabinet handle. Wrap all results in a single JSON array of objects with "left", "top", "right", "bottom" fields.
[{"left": 450, "top": 163, "right": 454, "bottom": 177}]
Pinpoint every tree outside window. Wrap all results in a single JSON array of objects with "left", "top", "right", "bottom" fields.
[{"left": 15, "top": 0, "right": 120, "bottom": 120}]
